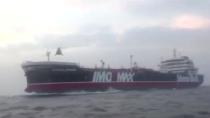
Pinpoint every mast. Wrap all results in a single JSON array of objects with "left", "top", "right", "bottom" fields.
[
  {"left": 130, "top": 54, "right": 133, "bottom": 68},
  {"left": 173, "top": 49, "right": 177, "bottom": 58}
]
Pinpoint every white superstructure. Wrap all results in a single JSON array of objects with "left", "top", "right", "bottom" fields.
[
  {"left": 160, "top": 56, "right": 197, "bottom": 74},
  {"left": 159, "top": 51, "right": 200, "bottom": 82}
]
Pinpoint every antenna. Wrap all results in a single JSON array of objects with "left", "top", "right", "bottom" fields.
[
  {"left": 100, "top": 60, "right": 105, "bottom": 68},
  {"left": 46, "top": 51, "right": 51, "bottom": 61}
]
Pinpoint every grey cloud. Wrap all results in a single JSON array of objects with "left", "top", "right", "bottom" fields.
[
  {"left": 125, "top": 0, "right": 210, "bottom": 17},
  {"left": 36, "top": 26, "right": 117, "bottom": 49},
  {"left": 120, "top": 27, "right": 210, "bottom": 50},
  {"left": 34, "top": 25, "right": 210, "bottom": 53},
  {"left": 2, "top": 25, "right": 209, "bottom": 54}
]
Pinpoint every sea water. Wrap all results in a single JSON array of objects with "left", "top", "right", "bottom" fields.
[{"left": 0, "top": 86, "right": 210, "bottom": 118}]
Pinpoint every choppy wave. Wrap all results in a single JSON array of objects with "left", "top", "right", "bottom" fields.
[{"left": 0, "top": 86, "right": 210, "bottom": 118}]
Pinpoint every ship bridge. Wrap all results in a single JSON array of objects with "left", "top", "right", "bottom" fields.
[{"left": 159, "top": 56, "right": 198, "bottom": 74}]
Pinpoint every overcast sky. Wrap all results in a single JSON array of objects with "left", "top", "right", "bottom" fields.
[{"left": 0, "top": 0, "right": 210, "bottom": 95}]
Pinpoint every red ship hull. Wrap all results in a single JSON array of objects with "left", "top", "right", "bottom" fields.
[{"left": 25, "top": 81, "right": 201, "bottom": 93}]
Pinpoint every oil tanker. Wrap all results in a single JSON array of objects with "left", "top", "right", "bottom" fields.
[{"left": 22, "top": 49, "right": 204, "bottom": 93}]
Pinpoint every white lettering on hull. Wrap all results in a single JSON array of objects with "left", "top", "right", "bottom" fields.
[
  {"left": 93, "top": 71, "right": 112, "bottom": 82},
  {"left": 92, "top": 71, "right": 135, "bottom": 82},
  {"left": 117, "top": 72, "right": 134, "bottom": 82},
  {"left": 177, "top": 72, "right": 199, "bottom": 82}
]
